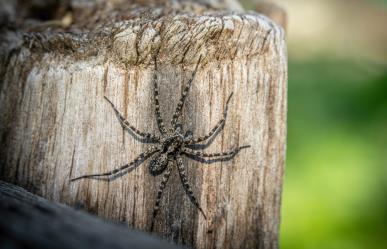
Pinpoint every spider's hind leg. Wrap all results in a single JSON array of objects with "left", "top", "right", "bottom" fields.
[
  {"left": 70, "top": 146, "right": 159, "bottom": 181},
  {"left": 151, "top": 164, "right": 172, "bottom": 231},
  {"left": 176, "top": 155, "right": 207, "bottom": 219}
]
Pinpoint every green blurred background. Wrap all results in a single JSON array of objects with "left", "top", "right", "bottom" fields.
[{"left": 241, "top": 0, "right": 387, "bottom": 248}]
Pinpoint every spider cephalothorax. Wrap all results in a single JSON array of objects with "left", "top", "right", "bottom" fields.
[
  {"left": 71, "top": 56, "right": 250, "bottom": 230},
  {"left": 149, "top": 125, "right": 194, "bottom": 175}
]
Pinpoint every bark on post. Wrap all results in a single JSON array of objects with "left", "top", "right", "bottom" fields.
[{"left": 0, "top": 0, "right": 287, "bottom": 248}]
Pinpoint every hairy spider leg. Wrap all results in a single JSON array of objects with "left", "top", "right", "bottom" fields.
[
  {"left": 70, "top": 146, "right": 160, "bottom": 181},
  {"left": 171, "top": 56, "right": 202, "bottom": 129},
  {"left": 153, "top": 58, "right": 167, "bottom": 134},
  {"left": 189, "top": 92, "right": 233, "bottom": 145},
  {"left": 104, "top": 96, "right": 160, "bottom": 142},
  {"left": 182, "top": 145, "right": 250, "bottom": 159},
  {"left": 176, "top": 155, "right": 207, "bottom": 219},
  {"left": 151, "top": 164, "right": 173, "bottom": 231}
]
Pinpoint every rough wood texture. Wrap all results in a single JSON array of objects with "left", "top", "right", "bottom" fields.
[
  {"left": 0, "top": 180, "right": 182, "bottom": 249},
  {"left": 0, "top": 0, "right": 287, "bottom": 248}
]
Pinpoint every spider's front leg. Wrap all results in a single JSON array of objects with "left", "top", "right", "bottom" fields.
[
  {"left": 104, "top": 96, "right": 160, "bottom": 143},
  {"left": 171, "top": 56, "right": 202, "bottom": 129},
  {"left": 188, "top": 92, "right": 233, "bottom": 146},
  {"left": 176, "top": 155, "right": 207, "bottom": 219},
  {"left": 153, "top": 58, "right": 168, "bottom": 135}
]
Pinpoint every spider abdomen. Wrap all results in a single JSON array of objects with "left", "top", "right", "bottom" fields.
[{"left": 149, "top": 153, "right": 169, "bottom": 176}]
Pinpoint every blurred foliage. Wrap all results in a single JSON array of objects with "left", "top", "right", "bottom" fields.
[
  {"left": 281, "top": 56, "right": 387, "bottom": 249},
  {"left": 375, "top": 0, "right": 387, "bottom": 6},
  {"left": 240, "top": 1, "right": 387, "bottom": 248}
]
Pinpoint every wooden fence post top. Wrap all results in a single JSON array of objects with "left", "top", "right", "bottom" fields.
[{"left": 3, "top": 0, "right": 285, "bottom": 67}]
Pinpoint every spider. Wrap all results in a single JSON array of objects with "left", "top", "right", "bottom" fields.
[{"left": 71, "top": 56, "right": 250, "bottom": 230}]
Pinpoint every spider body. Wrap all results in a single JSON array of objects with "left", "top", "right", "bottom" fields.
[
  {"left": 71, "top": 56, "right": 250, "bottom": 230},
  {"left": 149, "top": 127, "right": 188, "bottom": 175}
]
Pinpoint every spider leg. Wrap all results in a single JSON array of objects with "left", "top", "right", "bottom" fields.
[
  {"left": 171, "top": 56, "right": 202, "bottom": 129},
  {"left": 151, "top": 163, "right": 173, "bottom": 231},
  {"left": 104, "top": 96, "right": 160, "bottom": 142},
  {"left": 176, "top": 155, "right": 207, "bottom": 219},
  {"left": 182, "top": 145, "right": 250, "bottom": 159},
  {"left": 188, "top": 92, "right": 233, "bottom": 145},
  {"left": 70, "top": 146, "right": 159, "bottom": 181},
  {"left": 153, "top": 58, "right": 167, "bottom": 134}
]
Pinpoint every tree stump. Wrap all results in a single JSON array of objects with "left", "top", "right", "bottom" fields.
[{"left": 0, "top": 0, "right": 287, "bottom": 248}]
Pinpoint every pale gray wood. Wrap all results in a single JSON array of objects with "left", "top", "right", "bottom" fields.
[
  {"left": 0, "top": 180, "right": 182, "bottom": 249},
  {"left": 0, "top": 0, "right": 287, "bottom": 248}
]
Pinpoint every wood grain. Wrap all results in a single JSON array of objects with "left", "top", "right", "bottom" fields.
[{"left": 0, "top": 0, "right": 287, "bottom": 248}]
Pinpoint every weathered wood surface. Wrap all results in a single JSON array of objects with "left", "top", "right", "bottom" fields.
[
  {"left": 0, "top": 0, "right": 287, "bottom": 248},
  {"left": 0, "top": 180, "right": 182, "bottom": 249}
]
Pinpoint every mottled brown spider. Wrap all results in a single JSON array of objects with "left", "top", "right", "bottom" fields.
[{"left": 71, "top": 56, "right": 250, "bottom": 230}]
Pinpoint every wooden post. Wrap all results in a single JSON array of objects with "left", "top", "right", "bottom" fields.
[{"left": 0, "top": 0, "right": 287, "bottom": 248}]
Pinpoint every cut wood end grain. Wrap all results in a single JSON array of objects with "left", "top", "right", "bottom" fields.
[{"left": 6, "top": 3, "right": 285, "bottom": 67}]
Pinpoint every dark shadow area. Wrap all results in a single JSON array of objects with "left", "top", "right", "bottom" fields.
[
  {"left": 18, "top": 0, "right": 70, "bottom": 21},
  {"left": 0, "top": 181, "right": 182, "bottom": 249}
]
